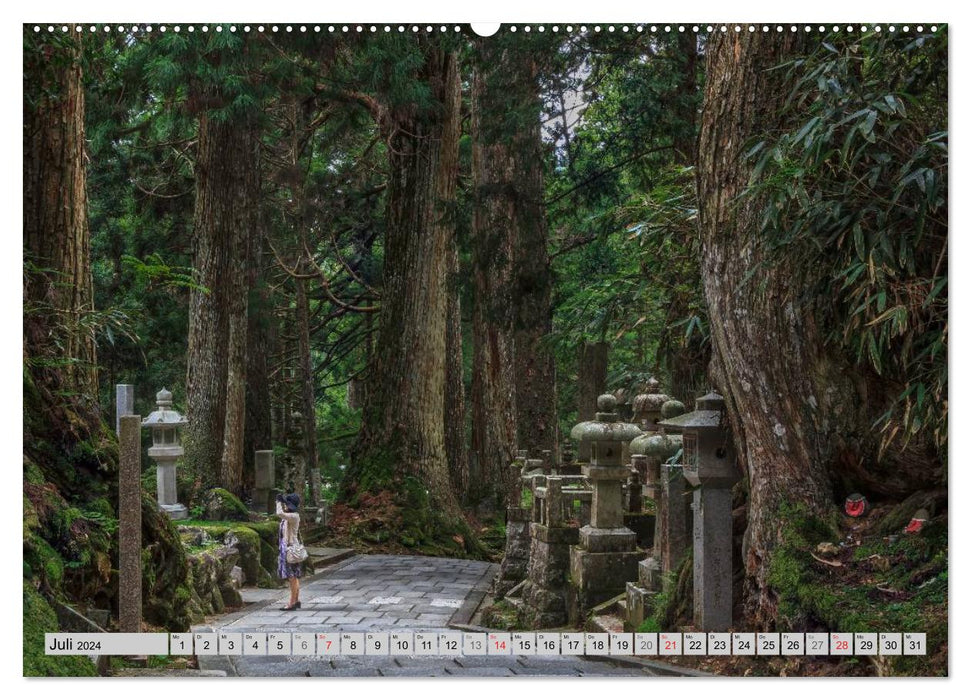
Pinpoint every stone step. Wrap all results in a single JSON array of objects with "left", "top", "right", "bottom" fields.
[
  {"left": 306, "top": 546, "right": 355, "bottom": 568},
  {"left": 586, "top": 613, "right": 626, "bottom": 633}
]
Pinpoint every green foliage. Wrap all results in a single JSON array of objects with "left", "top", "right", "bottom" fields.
[
  {"left": 743, "top": 28, "right": 947, "bottom": 459},
  {"left": 546, "top": 33, "right": 707, "bottom": 415},
  {"left": 23, "top": 581, "right": 97, "bottom": 677}
]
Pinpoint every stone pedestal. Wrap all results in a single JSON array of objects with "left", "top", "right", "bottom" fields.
[
  {"left": 115, "top": 384, "right": 134, "bottom": 435},
  {"left": 692, "top": 487, "right": 735, "bottom": 631},
  {"left": 149, "top": 446, "right": 187, "bottom": 520},
  {"left": 638, "top": 556, "right": 662, "bottom": 590},
  {"left": 625, "top": 582, "right": 655, "bottom": 629},
  {"left": 254, "top": 450, "right": 275, "bottom": 514},
  {"left": 569, "top": 545, "right": 641, "bottom": 616},
  {"left": 569, "top": 467, "right": 640, "bottom": 617},
  {"left": 494, "top": 507, "right": 532, "bottom": 597},
  {"left": 522, "top": 521, "right": 579, "bottom": 627},
  {"left": 118, "top": 415, "right": 142, "bottom": 633}
]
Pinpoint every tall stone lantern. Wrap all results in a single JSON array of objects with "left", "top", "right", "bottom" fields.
[
  {"left": 568, "top": 394, "right": 642, "bottom": 620},
  {"left": 658, "top": 390, "right": 738, "bottom": 631},
  {"left": 142, "top": 388, "right": 188, "bottom": 520}
]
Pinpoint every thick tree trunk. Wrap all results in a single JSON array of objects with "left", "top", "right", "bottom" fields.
[
  {"left": 577, "top": 341, "right": 609, "bottom": 421},
  {"left": 469, "top": 48, "right": 520, "bottom": 505},
  {"left": 508, "top": 57, "right": 558, "bottom": 459},
  {"left": 23, "top": 32, "right": 99, "bottom": 429},
  {"left": 184, "top": 106, "right": 260, "bottom": 492},
  {"left": 697, "top": 32, "right": 851, "bottom": 626},
  {"left": 348, "top": 45, "right": 464, "bottom": 520},
  {"left": 444, "top": 240, "right": 469, "bottom": 499},
  {"left": 295, "top": 276, "right": 321, "bottom": 506},
  {"left": 244, "top": 239, "right": 273, "bottom": 494}
]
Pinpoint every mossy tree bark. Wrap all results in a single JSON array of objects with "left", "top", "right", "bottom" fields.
[
  {"left": 295, "top": 274, "right": 321, "bottom": 506},
  {"left": 24, "top": 31, "right": 99, "bottom": 432},
  {"left": 23, "top": 31, "right": 199, "bottom": 638},
  {"left": 469, "top": 41, "right": 520, "bottom": 505},
  {"left": 444, "top": 237, "right": 469, "bottom": 499},
  {"left": 244, "top": 239, "right": 274, "bottom": 493},
  {"left": 348, "top": 43, "right": 464, "bottom": 521},
  {"left": 697, "top": 32, "right": 841, "bottom": 626},
  {"left": 184, "top": 101, "right": 260, "bottom": 495},
  {"left": 508, "top": 55, "right": 558, "bottom": 461}
]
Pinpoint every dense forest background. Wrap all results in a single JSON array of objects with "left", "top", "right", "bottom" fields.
[{"left": 24, "top": 24, "right": 947, "bottom": 670}]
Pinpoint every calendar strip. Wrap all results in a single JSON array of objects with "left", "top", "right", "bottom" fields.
[{"left": 46, "top": 631, "right": 928, "bottom": 657}]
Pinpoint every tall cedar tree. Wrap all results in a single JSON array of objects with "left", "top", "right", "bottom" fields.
[
  {"left": 183, "top": 62, "right": 261, "bottom": 495},
  {"left": 469, "top": 39, "right": 519, "bottom": 504},
  {"left": 698, "top": 32, "right": 845, "bottom": 625},
  {"left": 470, "top": 36, "right": 558, "bottom": 504},
  {"left": 24, "top": 31, "right": 99, "bottom": 428},
  {"left": 348, "top": 39, "right": 464, "bottom": 521}
]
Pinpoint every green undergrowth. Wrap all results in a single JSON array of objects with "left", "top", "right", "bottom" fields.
[
  {"left": 637, "top": 549, "right": 693, "bottom": 634},
  {"left": 335, "top": 468, "right": 488, "bottom": 560},
  {"left": 480, "top": 599, "right": 523, "bottom": 630},
  {"left": 23, "top": 580, "right": 97, "bottom": 677},
  {"left": 768, "top": 502, "right": 947, "bottom": 676}
]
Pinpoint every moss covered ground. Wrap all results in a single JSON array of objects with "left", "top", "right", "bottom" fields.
[{"left": 637, "top": 498, "right": 947, "bottom": 677}]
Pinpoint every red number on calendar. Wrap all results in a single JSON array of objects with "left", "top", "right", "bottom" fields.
[
  {"left": 836, "top": 640, "right": 849, "bottom": 650},
  {"left": 664, "top": 640, "right": 677, "bottom": 650},
  {"left": 326, "top": 640, "right": 331, "bottom": 650},
  {"left": 495, "top": 640, "right": 506, "bottom": 650}
]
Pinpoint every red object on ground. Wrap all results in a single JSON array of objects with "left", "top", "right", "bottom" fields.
[
  {"left": 844, "top": 493, "right": 868, "bottom": 517},
  {"left": 904, "top": 518, "right": 926, "bottom": 534}
]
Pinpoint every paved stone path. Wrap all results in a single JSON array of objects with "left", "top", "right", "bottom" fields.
[{"left": 194, "top": 554, "right": 662, "bottom": 677}]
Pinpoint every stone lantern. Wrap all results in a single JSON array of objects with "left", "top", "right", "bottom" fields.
[
  {"left": 142, "top": 388, "right": 188, "bottom": 520},
  {"left": 567, "top": 394, "right": 642, "bottom": 620},
  {"left": 570, "top": 393, "right": 642, "bottom": 465},
  {"left": 658, "top": 390, "right": 738, "bottom": 631},
  {"left": 631, "top": 378, "right": 673, "bottom": 432},
  {"left": 658, "top": 391, "right": 736, "bottom": 489},
  {"left": 629, "top": 399, "right": 685, "bottom": 498}
]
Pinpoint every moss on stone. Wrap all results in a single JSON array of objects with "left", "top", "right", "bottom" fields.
[
  {"left": 23, "top": 580, "right": 97, "bottom": 677},
  {"left": 202, "top": 488, "right": 250, "bottom": 521},
  {"left": 227, "top": 526, "right": 266, "bottom": 585}
]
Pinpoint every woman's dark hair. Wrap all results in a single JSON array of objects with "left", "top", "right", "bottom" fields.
[{"left": 284, "top": 493, "right": 300, "bottom": 512}]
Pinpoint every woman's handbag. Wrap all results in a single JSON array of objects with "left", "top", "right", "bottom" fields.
[{"left": 286, "top": 540, "right": 308, "bottom": 564}]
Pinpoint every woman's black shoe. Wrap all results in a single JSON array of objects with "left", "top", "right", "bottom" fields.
[{"left": 281, "top": 601, "right": 301, "bottom": 611}]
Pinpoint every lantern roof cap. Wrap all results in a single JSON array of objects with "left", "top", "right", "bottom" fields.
[
  {"left": 570, "top": 393, "right": 643, "bottom": 444},
  {"left": 142, "top": 387, "right": 187, "bottom": 428},
  {"left": 630, "top": 432, "right": 682, "bottom": 458},
  {"left": 658, "top": 391, "right": 726, "bottom": 430},
  {"left": 660, "top": 399, "right": 686, "bottom": 419}
]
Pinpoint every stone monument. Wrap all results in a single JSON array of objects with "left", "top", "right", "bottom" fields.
[
  {"left": 494, "top": 454, "right": 534, "bottom": 597},
  {"left": 659, "top": 391, "right": 739, "bottom": 632},
  {"left": 254, "top": 450, "right": 276, "bottom": 515},
  {"left": 142, "top": 388, "right": 188, "bottom": 520},
  {"left": 522, "top": 476, "right": 580, "bottom": 627},
  {"left": 118, "top": 415, "right": 142, "bottom": 633},
  {"left": 115, "top": 384, "right": 134, "bottom": 435},
  {"left": 568, "top": 394, "right": 642, "bottom": 622}
]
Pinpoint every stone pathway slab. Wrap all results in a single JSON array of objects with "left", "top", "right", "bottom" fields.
[{"left": 194, "top": 553, "right": 664, "bottom": 677}]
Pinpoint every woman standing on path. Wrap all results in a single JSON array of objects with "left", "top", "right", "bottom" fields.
[{"left": 277, "top": 493, "right": 302, "bottom": 611}]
